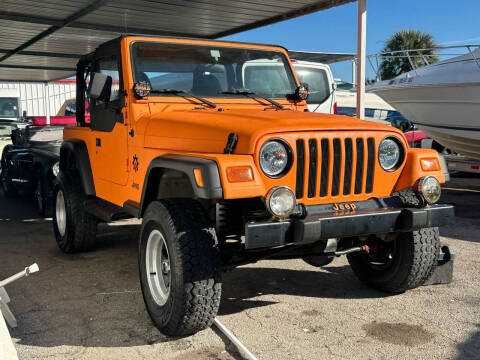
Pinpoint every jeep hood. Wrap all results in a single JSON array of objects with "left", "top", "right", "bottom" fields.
[{"left": 143, "top": 109, "right": 402, "bottom": 154}]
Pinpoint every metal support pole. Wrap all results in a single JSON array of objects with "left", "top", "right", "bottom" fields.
[
  {"left": 351, "top": 59, "right": 356, "bottom": 85},
  {"left": 45, "top": 82, "right": 51, "bottom": 125},
  {"left": 356, "top": 0, "right": 366, "bottom": 120}
]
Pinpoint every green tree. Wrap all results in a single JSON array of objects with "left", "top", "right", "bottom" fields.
[{"left": 379, "top": 29, "right": 438, "bottom": 80}]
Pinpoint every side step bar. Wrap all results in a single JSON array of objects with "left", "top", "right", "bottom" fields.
[{"left": 84, "top": 198, "right": 132, "bottom": 222}]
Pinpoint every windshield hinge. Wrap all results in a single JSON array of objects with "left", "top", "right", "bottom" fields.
[{"left": 224, "top": 133, "right": 238, "bottom": 154}]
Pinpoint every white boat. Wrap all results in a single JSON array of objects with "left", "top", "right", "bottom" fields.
[{"left": 368, "top": 46, "right": 480, "bottom": 160}]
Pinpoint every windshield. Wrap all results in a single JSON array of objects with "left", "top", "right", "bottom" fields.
[
  {"left": 0, "top": 98, "right": 20, "bottom": 118},
  {"left": 131, "top": 42, "right": 297, "bottom": 99}
]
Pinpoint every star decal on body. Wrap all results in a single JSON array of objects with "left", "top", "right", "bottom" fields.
[{"left": 132, "top": 155, "right": 139, "bottom": 172}]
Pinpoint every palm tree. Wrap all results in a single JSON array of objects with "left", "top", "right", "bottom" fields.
[{"left": 379, "top": 30, "right": 438, "bottom": 80}]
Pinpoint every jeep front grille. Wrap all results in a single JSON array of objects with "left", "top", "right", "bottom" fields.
[{"left": 295, "top": 137, "right": 375, "bottom": 200}]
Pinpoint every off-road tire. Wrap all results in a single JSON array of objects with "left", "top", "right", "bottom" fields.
[
  {"left": 347, "top": 227, "right": 440, "bottom": 293},
  {"left": 53, "top": 172, "right": 97, "bottom": 253},
  {"left": 394, "top": 188, "right": 421, "bottom": 207},
  {"left": 303, "top": 256, "right": 334, "bottom": 267},
  {"left": 139, "top": 199, "right": 222, "bottom": 336},
  {"left": 1, "top": 149, "right": 16, "bottom": 197}
]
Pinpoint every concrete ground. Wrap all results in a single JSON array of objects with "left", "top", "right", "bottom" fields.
[{"left": 0, "top": 174, "right": 479, "bottom": 360}]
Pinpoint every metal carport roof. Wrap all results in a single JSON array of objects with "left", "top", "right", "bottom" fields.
[
  {"left": 0, "top": 0, "right": 355, "bottom": 82},
  {"left": 288, "top": 50, "right": 356, "bottom": 64}
]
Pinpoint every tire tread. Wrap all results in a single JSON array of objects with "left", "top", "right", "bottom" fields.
[{"left": 140, "top": 199, "right": 221, "bottom": 336}]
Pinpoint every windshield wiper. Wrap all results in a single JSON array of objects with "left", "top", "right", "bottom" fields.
[
  {"left": 221, "top": 89, "right": 284, "bottom": 110},
  {"left": 150, "top": 89, "right": 216, "bottom": 109}
]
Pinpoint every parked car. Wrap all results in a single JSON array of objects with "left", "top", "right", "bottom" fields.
[
  {"left": 28, "top": 99, "right": 90, "bottom": 126},
  {"left": 1, "top": 125, "right": 62, "bottom": 216}
]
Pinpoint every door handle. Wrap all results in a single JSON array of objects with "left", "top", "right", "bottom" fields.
[{"left": 96, "top": 138, "right": 101, "bottom": 147}]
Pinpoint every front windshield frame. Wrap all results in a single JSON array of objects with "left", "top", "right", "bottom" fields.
[{"left": 129, "top": 41, "right": 299, "bottom": 100}]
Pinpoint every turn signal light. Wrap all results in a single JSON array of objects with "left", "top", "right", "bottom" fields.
[
  {"left": 227, "top": 166, "right": 254, "bottom": 182},
  {"left": 420, "top": 158, "right": 440, "bottom": 171},
  {"left": 193, "top": 168, "right": 204, "bottom": 187}
]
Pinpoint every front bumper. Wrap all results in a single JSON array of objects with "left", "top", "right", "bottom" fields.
[{"left": 245, "top": 201, "right": 454, "bottom": 250}]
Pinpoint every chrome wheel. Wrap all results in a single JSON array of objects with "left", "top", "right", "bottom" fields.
[
  {"left": 55, "top": 189, "right": 66, "bottom": 237},
  {"left": 145, "top": 229, "right": 171, "bottom": 306}
]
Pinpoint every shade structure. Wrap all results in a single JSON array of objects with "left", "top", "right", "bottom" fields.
[
  {"left": 0, "top": 0, "right": 355, "bottom": 81},
  {"left": 288, "top": 50, "right": 355, "bottom": 64}
]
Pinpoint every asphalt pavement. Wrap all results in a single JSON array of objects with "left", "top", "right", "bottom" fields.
[{"left": 0, "top": 173, "right": 479, "bottom": 360}]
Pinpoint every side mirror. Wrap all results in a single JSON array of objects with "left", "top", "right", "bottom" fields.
[
  {"left": 87, "top": 72, "right": 112, "bottom": 102},
  {"left": 332, "top": 83, "right": 337, "bottom": 91},
  {"left": 295, "top": 82, "right": 310, "bottom": 101}
]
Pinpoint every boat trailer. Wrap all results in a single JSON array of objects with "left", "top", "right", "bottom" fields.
[{"left": 0, "top": 264, "right": 39, "bottom": 360}]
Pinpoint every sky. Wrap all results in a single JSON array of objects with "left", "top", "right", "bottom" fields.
[{"left": 223, "top": 0, "right": 480, "bottom": 82}]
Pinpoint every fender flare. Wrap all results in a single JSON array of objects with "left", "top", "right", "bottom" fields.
[
  {"left": 139, "top": 155, "right": 223, "bottom": 215},
  {"left": 60, "top": 139, "right": 96, "bottom": 196}
]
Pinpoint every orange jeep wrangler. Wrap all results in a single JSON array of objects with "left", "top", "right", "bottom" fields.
[{"left": 53, "top": 36, "right": 454, "bottom": 336}]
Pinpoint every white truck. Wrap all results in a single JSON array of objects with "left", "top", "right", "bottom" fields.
[
  {"left": 0, "top": 89, "right": 23, "bottom": 155},
  {"left": 292, "top": 60, "right": 337, "bottom": 114}
]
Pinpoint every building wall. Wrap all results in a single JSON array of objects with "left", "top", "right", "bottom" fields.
[{"left": 0, "top": 81, "right": 76, "bottom": 116}]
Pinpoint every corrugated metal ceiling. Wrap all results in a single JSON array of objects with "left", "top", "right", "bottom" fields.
[{"left": 0, "top": 0, "right": 355, "bottom": 81}]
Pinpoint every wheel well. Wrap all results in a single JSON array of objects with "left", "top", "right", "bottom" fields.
[
  {"left": 59, "top": 141, "right": 95, "bottom": 196},
  {"left": 60, "top": 147, "right": 75, "bottom": 172},
  {"left": 141, "top": 168, "right": 195, "bottom": 216}
]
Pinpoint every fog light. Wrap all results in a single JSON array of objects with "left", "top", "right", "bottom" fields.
[
  {"left": 415, "top": 176, "right": 441, "bottom": 204},
  {"left": 265, "top": 186, "right": 296, "bottom": 217}
]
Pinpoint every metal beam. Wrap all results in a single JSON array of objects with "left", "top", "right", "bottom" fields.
[
  {"left": 0, "top": 0, "right": 108, "bottom": 64},
  {"left": 0, "top": 64, "right": 75, "bottom": 71},
  {"left": 0, "top": 11, "right": 201, "bottom": 40},
  {"left": 0, "top": 11, "right": 62, "bottom": 26},
  {"left": 71, "top": 22, "right": 195, "bottom": 38},
  {"left": 356, "top": 0, "right": 366, "bottom": 120},
  {"left": 0, "top": 49, "right": 80, "bottom": 59}
]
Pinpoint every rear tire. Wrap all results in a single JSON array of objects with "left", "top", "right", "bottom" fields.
[
  {"left": 1, "top": 151, "right": 16, "bottom": 198},
  {"left": 34, "top": 168, "right": 50, "bottom": 217},
  {"left": 53, "top": 172, "right": 97, "bottom": 253},
  {"left": 347, "top": 228, "right": 440, "bottom": 293},
  {"left": 139, "top": 199, "right": 221, "bottom": 336}
]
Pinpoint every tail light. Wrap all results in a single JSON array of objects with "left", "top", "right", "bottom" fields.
[{"left": 333, "top": 102, "right": 338, "bottom": 115}]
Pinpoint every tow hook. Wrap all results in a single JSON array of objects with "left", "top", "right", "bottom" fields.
[{"left": 332, "top": 245, "right": 370, "bottom": 257}]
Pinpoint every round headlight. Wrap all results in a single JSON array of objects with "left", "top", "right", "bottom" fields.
[
  {"left": 259, "top": 140, "right": 291, "bottom": 177},
  {"left": 378, "top": 138, "right": 402, "bottom": 171},
  {"left": 416, "top": 176, "right": 441, "bottom": 204},
  {"left": 52, "top": 162, "right": 60, "bottom": 177},
  {"left": 266, "top": 186, "right": 296, "bottom": 217}
]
